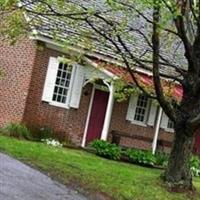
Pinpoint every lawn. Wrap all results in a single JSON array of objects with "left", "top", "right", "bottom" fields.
[{"left": 0, "top": 135, "right": 199, "bottom": 200}]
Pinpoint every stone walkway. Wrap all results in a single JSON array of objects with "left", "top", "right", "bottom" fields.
[{"left": 0, "top": 153, "right": 88, "bottom": 200}]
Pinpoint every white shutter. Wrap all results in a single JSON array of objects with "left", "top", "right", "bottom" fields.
[
  {"left": 69, "top": 64, "right": 85, "bottom": 109},
  {"left": 42, "top": 57, "right": 59, "bottom": 102},
  {"left": 126, "top": 95, "right": 138, "bottom": 121},
  {"left": 160, "top": 111, "right": 169, "bottom": 129},
  {"left": 147, "top": 100, "right": 158, "bottom": 126}
]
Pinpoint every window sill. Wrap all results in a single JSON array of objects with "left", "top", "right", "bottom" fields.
[
  {"left": 131, "top": 121, "right": 147, "bottom": 127},
  {"left": 49, "top": 102, "right": 70, "bottom": 109},
  {"left": 164, "top": 128, "right": 174, "bottom": 133}
]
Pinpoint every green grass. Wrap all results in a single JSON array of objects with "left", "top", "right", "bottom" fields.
[{"left": 0, "top": 135, "right": 199, "bottom": 200}]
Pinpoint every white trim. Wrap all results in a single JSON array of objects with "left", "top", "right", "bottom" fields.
[
  {"left": 81, "top": 85, "right": 95, "bottom": 147},
  {"left": 42, "top": 57, "right": 59, "bottom": 103},
  {"left": 131, "top": 94, "right": 151, "bottom": 126},
  {"left": 131, "top": 121, "right": 147, "bottom": 127},
  {"left": 48, "top": 59, "right": 76, "bottom": 109},
  {"left": 165, "top": 118, "right": 175, "bottom": 133},
  {"left": 101, "top": 82, "right": 115, "bottom": 140},
  {"left": 164, "top": 128, "right": 174, "bottom": 133},
  {"left": 84, "top": 57, "right": 118, "bottom": 80},
  {"left": 49, "top": 102, "right": 70, "bottom": 109},
  {"left": 152, "top": 107, "right": 163, "bottom": 154},
  {"left": 94, "top": 84, "right": 109, "bottom": 92},
  {"left": 67, "top": 65, "right": 77, "bottom": 107}
]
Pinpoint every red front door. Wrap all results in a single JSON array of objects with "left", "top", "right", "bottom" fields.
[
  {"left": 86, "top": 89, "right": 109, "bottom": 145},
  {"left": 194, "top": 129, "right": 200, "bottom": 155}
]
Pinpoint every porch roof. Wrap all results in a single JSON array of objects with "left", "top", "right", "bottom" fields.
[{"left": 93, "top": 59, "right": 183, "bottom": 101}]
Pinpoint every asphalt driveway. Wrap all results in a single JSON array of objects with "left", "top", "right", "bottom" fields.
[{"left": 0, "top": 153, "right": 88, "bottom": 200}]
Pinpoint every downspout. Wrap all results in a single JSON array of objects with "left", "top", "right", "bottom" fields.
[{"left": 152, "top": 107, "right": 163, "bottom": 154}]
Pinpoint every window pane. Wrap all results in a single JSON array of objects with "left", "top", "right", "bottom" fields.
[
  {"left": 54, "top": 86, "right": 58, "bottom": 93},
  {"left": 65, "top": 80, "right": 70, "bottom": 87},
  {"left": 134, "top": 94, "right": 148, "bottom": 123},
  {"left": 63, "top": 89, "right": 68, "bottom": 96},
  {"left": 57, "top": 95, "right": 61, "bottom": 102},
  {"left": 52, "top": 63, "right": 72, "bottom": 104},
  {"left": 168, "top": 119, "right": 174, "bottom": 129},
  {"left": 62, "top": 71, "right": 67, "bottom": 78},
  {"left": 58, "top": 63, "right": 63, "bottom": 70},
  {"left": 57, "top": 70, "right": 61, "bottom": 77},
  {"left": 67, "top": 73, "right": 71, "bottom": 80},
  {"left": 62, "top": 96, "right": 67, "bottom": 103},
  {"left": 63, "top": 64, "right": 67, "bottom": 71},
  {"left": 53, "top": 94, "right": 57, "bottom": 101},
  {"left": 56, "top": 78, "right": 60, "bottom": 85}
]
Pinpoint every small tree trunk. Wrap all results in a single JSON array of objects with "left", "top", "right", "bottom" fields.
[{"left": 163, "top": 124, "right": 194, "bottom": 191}]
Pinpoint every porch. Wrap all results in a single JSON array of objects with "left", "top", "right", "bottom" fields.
[{"left": 80, "top": 81, "right": 170, "bottom": 154}]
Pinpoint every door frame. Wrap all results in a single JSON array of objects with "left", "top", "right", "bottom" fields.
[{"left": 81, "top": 84, "right": 109, "bottom": 147}]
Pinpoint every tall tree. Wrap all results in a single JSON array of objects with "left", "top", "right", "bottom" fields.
[{"left": 1, "top": 0, "right": 200, "bottom": 190}]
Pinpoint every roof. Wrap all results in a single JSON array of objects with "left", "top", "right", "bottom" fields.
[
  {"left": 92, "top": 59, "right": 183, "bottom": 101},
  {"left": 20, "top": 0, "right": 186, "bottom": 78}
]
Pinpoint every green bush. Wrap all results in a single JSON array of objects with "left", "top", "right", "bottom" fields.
[
  {"left": 155, "top": 152, "right": 169, "bottom": 167},
  {"left": 90, "top": 140, "right": 121, "bottom": 160},
  {"left": 31, "top": 126, "right": 54, "bottom": 141},
  {"left": 2, "top": 123, "right": 32, "bottom": 140},
  {"left": 190, "top": 156, "right": 200, "bottom": 177},
  {"left": 125, "top": 149, "right": 157, "bottom": 166}
]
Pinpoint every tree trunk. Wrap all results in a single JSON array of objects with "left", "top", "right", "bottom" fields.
[{"left": 163, "top": 124, "right": 194, "bottom": 191}]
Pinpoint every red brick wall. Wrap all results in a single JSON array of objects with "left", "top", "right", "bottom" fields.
[
  {"left": 0, "top": 39, "right": 37, "bottom": 126},
  {"left": 22, "top": 46, "right": 91, "bottom": 145}
]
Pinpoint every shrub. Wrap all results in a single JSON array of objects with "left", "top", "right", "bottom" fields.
[
  {"left": 155, "top": 152, "right": 169, "bottom": 167},
  {"left": 2, "top": 123, "right": 32, "bottom": 140},
  {"left": 90, "top": 140, "right": 121, "bottom": 160},
  {"left": 31, "top": 126, "right": 54, "bottom": 141},
  {"left": 125, "top": 148, "right": 157, "bottom": 166},
  {"left": 190, "top": 156, "right": 200, "bottom": 177}
]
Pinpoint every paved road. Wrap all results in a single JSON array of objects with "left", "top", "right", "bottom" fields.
[{"left": 0, "top": 153, "right": 88, "bottom": 200}]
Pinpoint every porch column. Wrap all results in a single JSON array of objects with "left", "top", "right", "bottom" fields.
[
  {"left": 152, "top": 107, "right": 163, "bottom": 154},
  {"left": 101, "top": 82, "right": 115, "bottom": 141},
  {"left": 81, "top": 85, "right": 95, "bottom": 147}
]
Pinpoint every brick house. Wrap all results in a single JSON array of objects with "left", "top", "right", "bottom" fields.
[
  {"left": 0, "top": 1, "right": 200, "bottom": 154},
  {"left": 0, "top": 36, "right": 180, "bottom": 153}
]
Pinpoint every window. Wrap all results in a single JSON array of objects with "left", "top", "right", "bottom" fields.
[
  {"left": 126, "top": 94, "right": 154, "bottom": 126},
  {"left": 52, "top": 63, "right": 72, "bottom": 104},
  {"left": 134, "top": 94, "right": 149, "bottom": 123},
  {"left": 160, "top": 111, "right": 175, "bottom": 132},
  {"left": 167, "top": 119, "right": 174, "bottom": 129},
  {"left": 160, "top": 104, "right": 177, "bottom": 132},
  {"left": 42, "top": 57, "right": 85, "bottom": 109}
]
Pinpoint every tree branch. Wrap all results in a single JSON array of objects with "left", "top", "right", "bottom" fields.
[{"left": 152, "top": 0, "right": 176, "bottom": 121}]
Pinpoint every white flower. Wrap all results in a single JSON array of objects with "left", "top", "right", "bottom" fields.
[{"left": 41, "top": 138, "right": 63, "bottom": 147}]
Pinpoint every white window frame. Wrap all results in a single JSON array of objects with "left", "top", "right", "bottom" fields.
[
  {"left": 165, "top": 118, "right": 175, "bottom": 133},
  {"left": 160, "top": 111, "right": 174, "bottom": 133},
  {"left": 42, "top": 57, "right": 76, "bottom": 109},
  {"left": 50, "top": 62, "right": 75, "bottom": 108},
  {"left": 126, "top": 94, "right": 151, "bottom": 127},
  {"left": 132, "top": 94, "right": 151, "bottom": 126}
]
